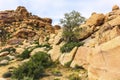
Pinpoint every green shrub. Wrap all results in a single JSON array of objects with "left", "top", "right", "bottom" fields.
[
  {"left": 35, "top": 43, "right": 52, "bottom": 51},
  {"left": 0, "top": 47, "right": 16, "bottom": 53},
  {"left": 52, "top": 69, "right": 62, "bottom": 76},
  {"left": 12, "top": 51, "right": 53, "bottom": 80},
  {"left": 64, "top": 60, "right": 72, "bottom": 67},
  {"left": 0, "top": 56, "right": 10, "bottom": 61},
  {"left": 54, "top": 78, "right": 60, "bottom": 80},
  {"left": 68, "top": 73, "right": 81, "bottom": 80},
  {"left": 20, "top": 47, "right": 35, "bottom": 59},
  {"left": 45, "top": 37, "right": 50, "bottom": 42},
  {"left": 33, "top": 40, "right": 39, "bottom": 45},
  {"left": 60, "top": 42, "right": 84, "bottom": 53}
]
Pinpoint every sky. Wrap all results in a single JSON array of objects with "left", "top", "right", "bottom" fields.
[{"left": 0, "top": 0, "right": 120, "bottom": 25}]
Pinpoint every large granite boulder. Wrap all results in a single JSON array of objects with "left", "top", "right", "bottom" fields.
[
  {"left": 88, "top": 36, "right": 120, "bottom": 80},
  {"left": 70, "top": 46, "right": 92, "bottom": 69},
  {"left": 59, "top": 47, "right": 78, "bottom": 66}
]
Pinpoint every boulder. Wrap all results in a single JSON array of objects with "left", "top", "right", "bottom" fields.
[
  {"left": 59, "top": 47, "right": 78, "bottom": 66},
  {"left": 112, "top": 5, "right": 119, "bottom": 11},
  {"left": 15, "top": 29, "right": 36, "bottom": 38},
  {"left": 54, "top": 25, "right": 61, "bottom": 30},
  {"left": 0, "top": 51, "right": 9, "bottom": 57},
  {"left": 108, "top": 16, "right": 120, "bottom": 26},
  {"left": 88, "top": 36, "right": 120, "bottom": 80},
  {"left": 0, "top": 78, "right": 6, "bottom": 80},
  {"left": 16, "top": 48, "right": 25, "bottom": 54},
  {"left": 42, "top": 18, "right": 52, "bottom": 24},
  {"left": 7, "top": 38, "right": 24, "bottom": 45},
  {"left": 86, "top": 13, "right": 105, "bottom": 26},
  {"left": 48, "top": 45, "right": 62, "bottom": 62},
  {"left": 70, "top": 46, "right": 92, "bottom": 69},
  {"left": 30, "top": 47, "right": 46, "bottom": 56},
  {"left": 7, "top": 55, "right": 15, "bottom": 60},
  {"left": 48, "top": 34, "right": 56, "bottom": 44},
  {"left": 53, "top": 30, "right": 63, "bottom": 45},
  {"left": 0, "top": 60, "right": 9, "bottom": 65}
]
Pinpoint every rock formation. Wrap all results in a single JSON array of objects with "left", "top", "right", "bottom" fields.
[
  {"left": 0, "top": 5, "right": 120, "bottom": 80},
  {"left": 0, "top": 6, "right": 61, "bottom": 45}
]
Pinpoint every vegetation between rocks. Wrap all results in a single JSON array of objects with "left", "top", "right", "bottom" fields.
[
  {"left": 60, "top": 42, "right": 84, "bottom": 53},
  {"left": 12, "top": 51, "right": 53, "bottom": 80}
]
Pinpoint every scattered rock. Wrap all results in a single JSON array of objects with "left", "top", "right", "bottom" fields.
[
  {"left": 0, "top": 60, "right": 9, "bottom": 65},
  {"left": 16, "top": 47, "right": 25, "bottom": 54},
  {"left": 30, "top": 47, "right": 46, "bottom": 56},
  {"left": 7, "top": 55, "right": 15, "bottom": 60},
  {"left": 0, "top": 51, "right": 9, "bottom": 57}
]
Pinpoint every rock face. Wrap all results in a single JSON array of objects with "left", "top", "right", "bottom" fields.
[
  {"left": 88, "top": 36, "right": 120, "bottom": 80},
  {"left": 48, "top": 45, "right": 62, "bottom": 62},
  {"left": 75, "top": 13, "right": 105, "bottom": 40},
  {"left": 70, "top": 47, "right": 92, "bottom": 69},
  {"left": 59, "top": 47, "right": 78, "bottom": 66},
  {"left": 73, "top": 5, "right": 120, "bottom": 80},
  {"left": 83, "top": 5, "right": 120, "bottom": 47},
  {"left": 0, "top": 6, "right": 61, "bottom": 45}
]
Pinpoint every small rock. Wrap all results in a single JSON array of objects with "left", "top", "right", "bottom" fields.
[
  {"left": 0, "top": 51, "right": 9, "bottom": 57},
  {"left": 16, "top": 48, "right": 25, "bottom": 54},
  {"left": 0, "top": 60, "right": 9, "bottom": 65},
  {"left": 7, "top": 55, "right": 15, "bottom": 60}
]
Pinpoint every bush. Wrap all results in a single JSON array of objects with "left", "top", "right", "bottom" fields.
[
  {"left": 0, "top": 47, "right": 16, "bottom": 53},
  {"left": 20, "top": 47, "right": 35, "bottom": 59},
  {"left": 60, "top": 42, "right": 84, "bottom": 53},
  {"left": 12, "top": 51, "right": 53, "bottom": 80},
  {"left": 64, "top": 60, "right": 72, "bottom": 67},
  {"left": 68, "top": 73, "right": 81, "bottom": 80}
]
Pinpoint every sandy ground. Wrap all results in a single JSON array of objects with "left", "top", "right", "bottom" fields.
[{"left": 0, "top": 60, "right": 20, "bottom": 78}]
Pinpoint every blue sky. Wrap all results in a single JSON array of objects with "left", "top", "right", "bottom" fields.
[{"left": 0, "top": 0, "right": 120, "bottom": 25}]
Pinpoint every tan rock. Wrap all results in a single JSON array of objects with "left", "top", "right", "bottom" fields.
[
  {"left": 54, "top": 25, "right": 61, "bottom": 30},
  {"left": 42, "top": 18, "right": 52, "bottom": 24},
  {"left": 48, "top": 34, "right": 56, "bottom": 44},
  {"left": 0, "top": 51, "right": 9, "bottom": 57},
  {"left": 112, "top": 5, "right": 119, "bottom": 11},
  {"left": 48, "top": 45, "right": 62, "bottom": 62},
  {"left": 7, "top": 38, "right": 24, "bottom": 45},
  {"left": 15, "top": 48, "right": 25, "bottom": 54},
  {"left": 30, "top": 48, "right": 46, "bottom": 56},
  {"left": 70, "top": 46, "right": 92, "bottom": 69},
  {"left": 59, "top": 47, "right": 78, "bottom": 66},
  {"left": 108, "top": 16, "right": 120, "bottom": 26},
  {"left": 53, "top": 30, "right": 63, "bottom": 45},
  {"left": 88, "top": 36, "right": 120, "bottom": 80},
  {"left": 86, "top": 13, "right": 105, "bottom": 26}
]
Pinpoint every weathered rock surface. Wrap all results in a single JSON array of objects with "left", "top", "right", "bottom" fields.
[
  {"left": 48, "top": 45, "right": 62, "bottom": 62},
  {"left": 30, "top": 47, "right": 46, "bottom": 56},
  {"left": 88, "top": 36, "right": 120, "bottom": 80},
  {"left": 0, "top": 60, "right": 9, "bottom": 65},
  {"left": 83, "top": 5, "right": 120, "bottom": 47},
  {"left": 0, "top": 6, "right": 61, "bottom": 45},
  {"left": 15, "top": 48, "right": 25, "bottom": 54},
  {"left": 0, "top": 51, "right": 9, "bottom": 57},
  {"left": 70, "top": 47, "right": 92, "bottom": 69},
  {"left": 59, "top": 47, "right": 78, "bottom": 66}
]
